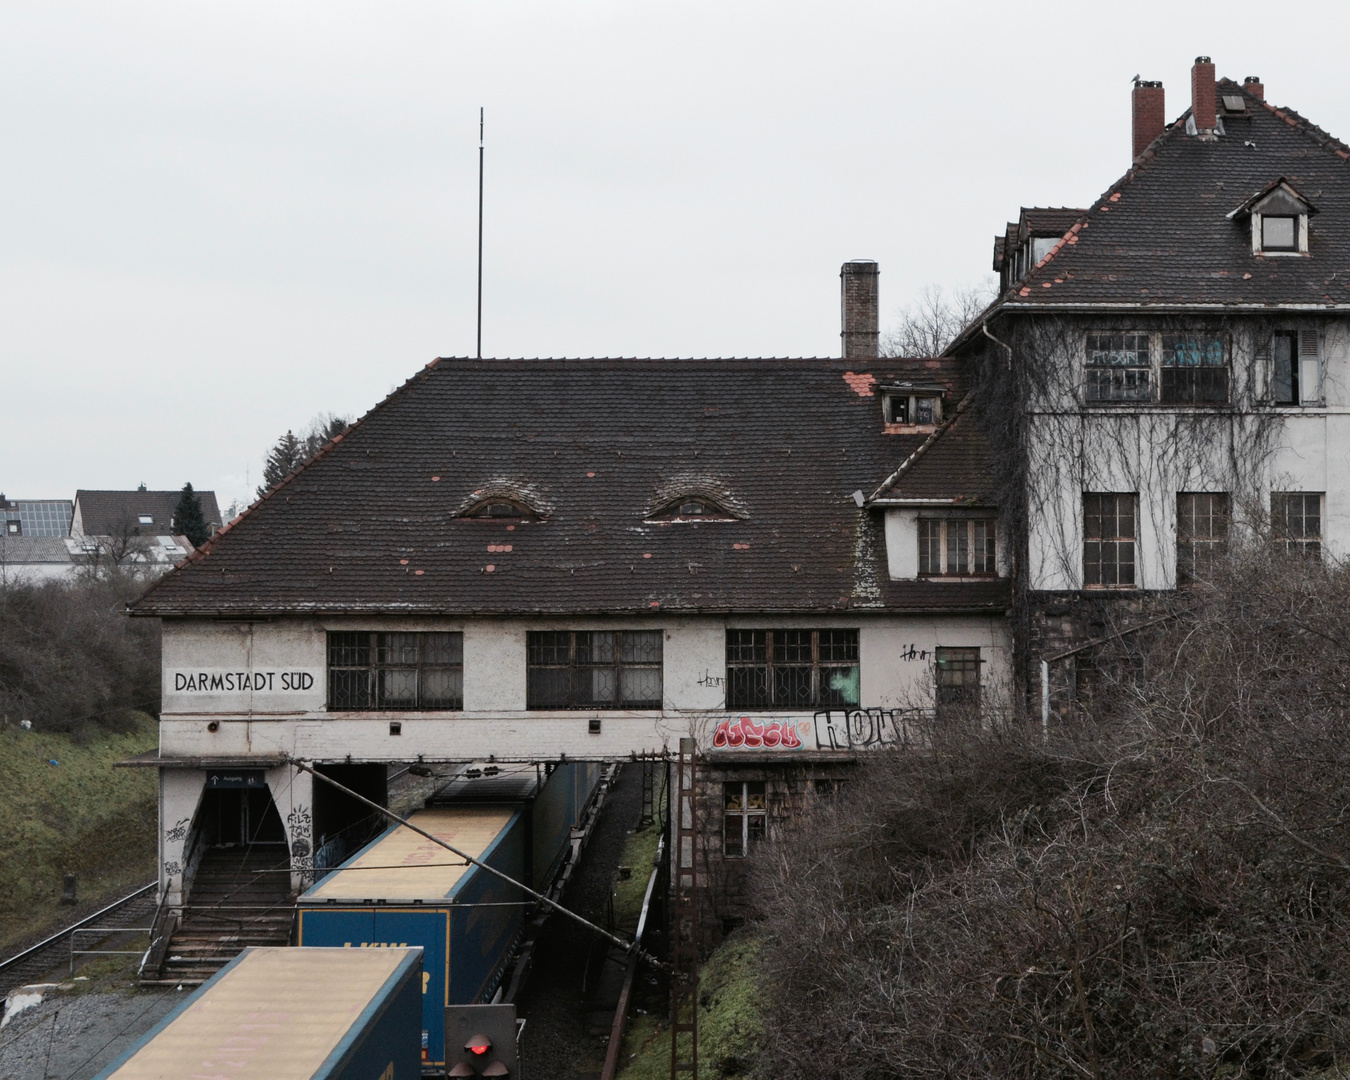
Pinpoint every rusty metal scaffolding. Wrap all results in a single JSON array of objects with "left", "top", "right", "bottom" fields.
[{"left": 670, "top": 736, "right": 699, "bottom": 1080}]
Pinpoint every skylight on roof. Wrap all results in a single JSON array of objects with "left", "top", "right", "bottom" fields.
[
  {"left": 138, "top": 514, "right": 153, "bottom": 524},
  {"left": 1221, "top": 94, "right": 1246, "bottom": 113}
]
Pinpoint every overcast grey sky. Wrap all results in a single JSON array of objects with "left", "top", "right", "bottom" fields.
[{"left": 6, "top": 1, "right": 1350, "bottom": 513}]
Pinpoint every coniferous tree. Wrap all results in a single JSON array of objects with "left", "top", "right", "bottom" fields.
[
  {"left": 259, "top": 430, "right": 304, "bottom": 497},
  {"left": 173, "top": 483, "right": 211, "bottom": 547}
]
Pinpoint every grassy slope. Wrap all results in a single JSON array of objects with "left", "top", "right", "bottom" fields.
[
  {"left": 617, "top": 932, "right": 764, "bottom": 1080},
  {"left": 0, "top": 715, "right": 158, "bottom": 950}
]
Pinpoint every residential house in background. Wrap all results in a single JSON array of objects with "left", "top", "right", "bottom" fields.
[{"left": 72, "top": 487, "right": 223, "bottom": 572}]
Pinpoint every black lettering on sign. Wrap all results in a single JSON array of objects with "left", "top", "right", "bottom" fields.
[{"left": 171, "top": 670, "right": 317, "bottom": 693}]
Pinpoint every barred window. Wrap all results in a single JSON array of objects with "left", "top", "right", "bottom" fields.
[
  {"left": 526, "top": 631, "right": 663, "bottom": 709},
  {"left": 1084, "top": 493, "right": 1137, "bottom": 588},
  {"left": 725, "top": 630, "right": 859, "bottom": 710},
  {"left": 1160, "top": 333, "right": 1229, "bottom": 403},
  {"left": 935, "top": 647, "right": 981, "bottom": 717},
  {"left": 918, "top": 519, "right": 996, "bottom": 575},
  {"left": 1271, "top": 493, "right": 1322, "bottom": 558},
  {"left": 327, "top": 631, "right": 463, "bottom": 710},
  {"left": 1085, "top": 333, "right": 1152, "bottom": 402},
  {"left": 723, "top": 781, "right": 766, "bottom": 857},
  {"left": 1177, "top": 492, "right": 1230, "bottom": 585}
]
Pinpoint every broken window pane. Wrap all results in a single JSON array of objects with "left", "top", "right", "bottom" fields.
[
  {"left": 1161, "top": 333, "right": 1229, "bottom": 403},
  {"left": 935, "top": 647, "right": 981, "bottom": 718},
  {"left": 723, "top": 781, "right": 767, "bottom": 858},
  {"left": 726, "top": 629, "right": 859, "bottom": 709}
]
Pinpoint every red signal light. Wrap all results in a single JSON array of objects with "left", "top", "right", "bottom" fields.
[{"left": 467, "top": 1035, "right": 492, "bottom": 1056}]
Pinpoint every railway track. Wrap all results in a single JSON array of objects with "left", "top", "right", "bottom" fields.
[{"left": 0, "top": 883, "right": 157, "bottom": 997}]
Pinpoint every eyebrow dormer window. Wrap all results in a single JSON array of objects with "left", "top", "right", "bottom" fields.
[
  {"left": 463, "top": 500, "right": 538, "bottom": 520},
  {"left": 648, "top": 497, "right": 735, "bottom": 522}
]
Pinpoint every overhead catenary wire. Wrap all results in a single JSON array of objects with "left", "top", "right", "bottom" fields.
[{"left": 287, "top": 759, "right": 667, "bottom": 970}]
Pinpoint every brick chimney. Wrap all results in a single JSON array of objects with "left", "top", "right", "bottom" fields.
[
  {"left": 1132, "top": 79, "right": 1165, "bottom": 160},
  {"left": 1244, "top": 75, "right": 1264, "bottom": 101},
  {"left": 1191, "top": 55, "right": 1217, "bottom": 133},
  {"left": 840, "top": 260, "right": 878, "bottom": 359}
]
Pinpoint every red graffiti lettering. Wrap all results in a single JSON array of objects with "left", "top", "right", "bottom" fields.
[{"left": 712, "top": 717, "right": 801, "bottom": 750}]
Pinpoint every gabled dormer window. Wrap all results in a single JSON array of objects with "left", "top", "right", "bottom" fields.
[{"left": 1229, "top": 179, "right": 1314, "bottom": 256}]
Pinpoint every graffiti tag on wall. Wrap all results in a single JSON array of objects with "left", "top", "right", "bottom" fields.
[
  {"left": 712, "top": 717, "right": 804, "bottom": 749},
  {"left": 812, "top": 708, "right": 915, "bottom": 751}
]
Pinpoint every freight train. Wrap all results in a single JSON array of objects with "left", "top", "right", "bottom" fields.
[{"left": 296, "top": 760, "right": 603, "bottom": 1071}]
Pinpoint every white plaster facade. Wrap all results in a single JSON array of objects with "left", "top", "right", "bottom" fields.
[{"left": 1019, "top": 318, "right": 1350, "bottom": 593}]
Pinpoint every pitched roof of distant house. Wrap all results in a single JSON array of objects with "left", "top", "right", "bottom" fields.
[
  {"left": 132, "top": 357, "right": 1007, "bottom": 618},
  {"left": 0, "top": 498, "right": 73, "bottom": 537},
  {"left": 73, "top": 490, "right": 222, "bottom": 539},
  {"left": 0, "top": 536, "right": 74, "bottom": 565},
  {"left": 964, "top": 77, "right": 1350, "bottom": 340}
]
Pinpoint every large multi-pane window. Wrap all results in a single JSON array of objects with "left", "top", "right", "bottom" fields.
[
  {"left": 526, "top": 631, "right": 663, "bottom": 709},
  {"left": 1160, "top": 333, "right": 1229, "bottom": 403},
  {"left": 1271, "top": 493, "right": 1323, "bottom": 558},
  {"left": 723, "top": 781, "right": 767, "bottom": 857},
  {"left": 725, "top": 630, "right": 859, "bottom": 710},
  {"left": 1177, "top": 493, "right": 1230, "bottom": 585},
  {"left": 918, "top": 518, "right": 996, "bottom": 576},
  {"left": 1083, "top": 494, "right": 1138, "bottom": 588},
  {"left": 327, "top": 632, "right": 463, "bottom": 710},
  {"left": 1084, "top": 333, "right": 1152, "bottom": 402},
  {"left": 935, "top": 647, "right": 981, "bottom": 717}
]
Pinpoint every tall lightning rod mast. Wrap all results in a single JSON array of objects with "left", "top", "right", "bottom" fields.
[{"left": 476, "top": 107, "right": 484, "bottom": 361}]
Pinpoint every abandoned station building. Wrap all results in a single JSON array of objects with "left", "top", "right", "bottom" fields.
[
  {"left": 130, "top": 54, "right": 1350, "bottom": 935},
  {"left": 130, "top": 269, "right": 1008, "bottom": 930}
]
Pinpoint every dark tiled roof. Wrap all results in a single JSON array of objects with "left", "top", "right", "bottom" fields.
[
  {"left": 75, "top": 490, "right": 222, "bottom": 537},
  {"left": 132, "top": 358, "right": 1007, "bottom": 617},
  {"left": 868, "top": 400, "right": 997, "bottom": 505},
  {"left": 985, "top": 80, "right": 1350, "bottom": 312}
]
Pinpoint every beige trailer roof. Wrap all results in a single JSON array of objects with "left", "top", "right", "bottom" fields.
[
  {"left": 104, "top": 947, "right": 415, "bottom": 1080},
  {"left": 306, "top": 806, "right": 515, "bottom": 902}
]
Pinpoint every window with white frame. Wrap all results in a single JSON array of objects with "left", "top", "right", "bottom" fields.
[
  {"left": 1083, "top": 493, "right": 1138, "bottom": 588},
  {"left": 1271, "top": 493, "right": 1322, "bottom": 558},
  {"left": 917, "top": 518, "right": 996, "bottom": 576},
  {"left": 723, "top": 781, "right": 766, "bottom": 857},
  {"left": 883, "top": 389, "right": 943, "bottom": 426}
]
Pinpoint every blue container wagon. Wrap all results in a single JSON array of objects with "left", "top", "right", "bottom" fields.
[
  {"left": 92, "top": 946, "right": 423, "bottom": 1080},
  {"left": 296, "top": 761, "right": 601, "bottom": 1071}
]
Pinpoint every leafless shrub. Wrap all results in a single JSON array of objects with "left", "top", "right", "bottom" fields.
[
  {"left": 881, "top": 281, "right": 998, "bottom": 358},
  {"left": 749, "top": 550, "right": 1350, "bottom": 1078},
  {"left": 0, "top": 576, "right": 160, "bottom": 733}
]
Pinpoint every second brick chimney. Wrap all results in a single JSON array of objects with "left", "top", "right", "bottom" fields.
[
  {"left": 1191, "top": 55, "right": 1217, "bottom": 133},
  {"left": 840, "top": 260, "right": 879, "bottom": 359},
  {"left": 1244, "top": 75, "right": 1264, "bottom": 101},
  {"left": 1132, "top": 79, "right": 1165, "bottom": 160}
]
